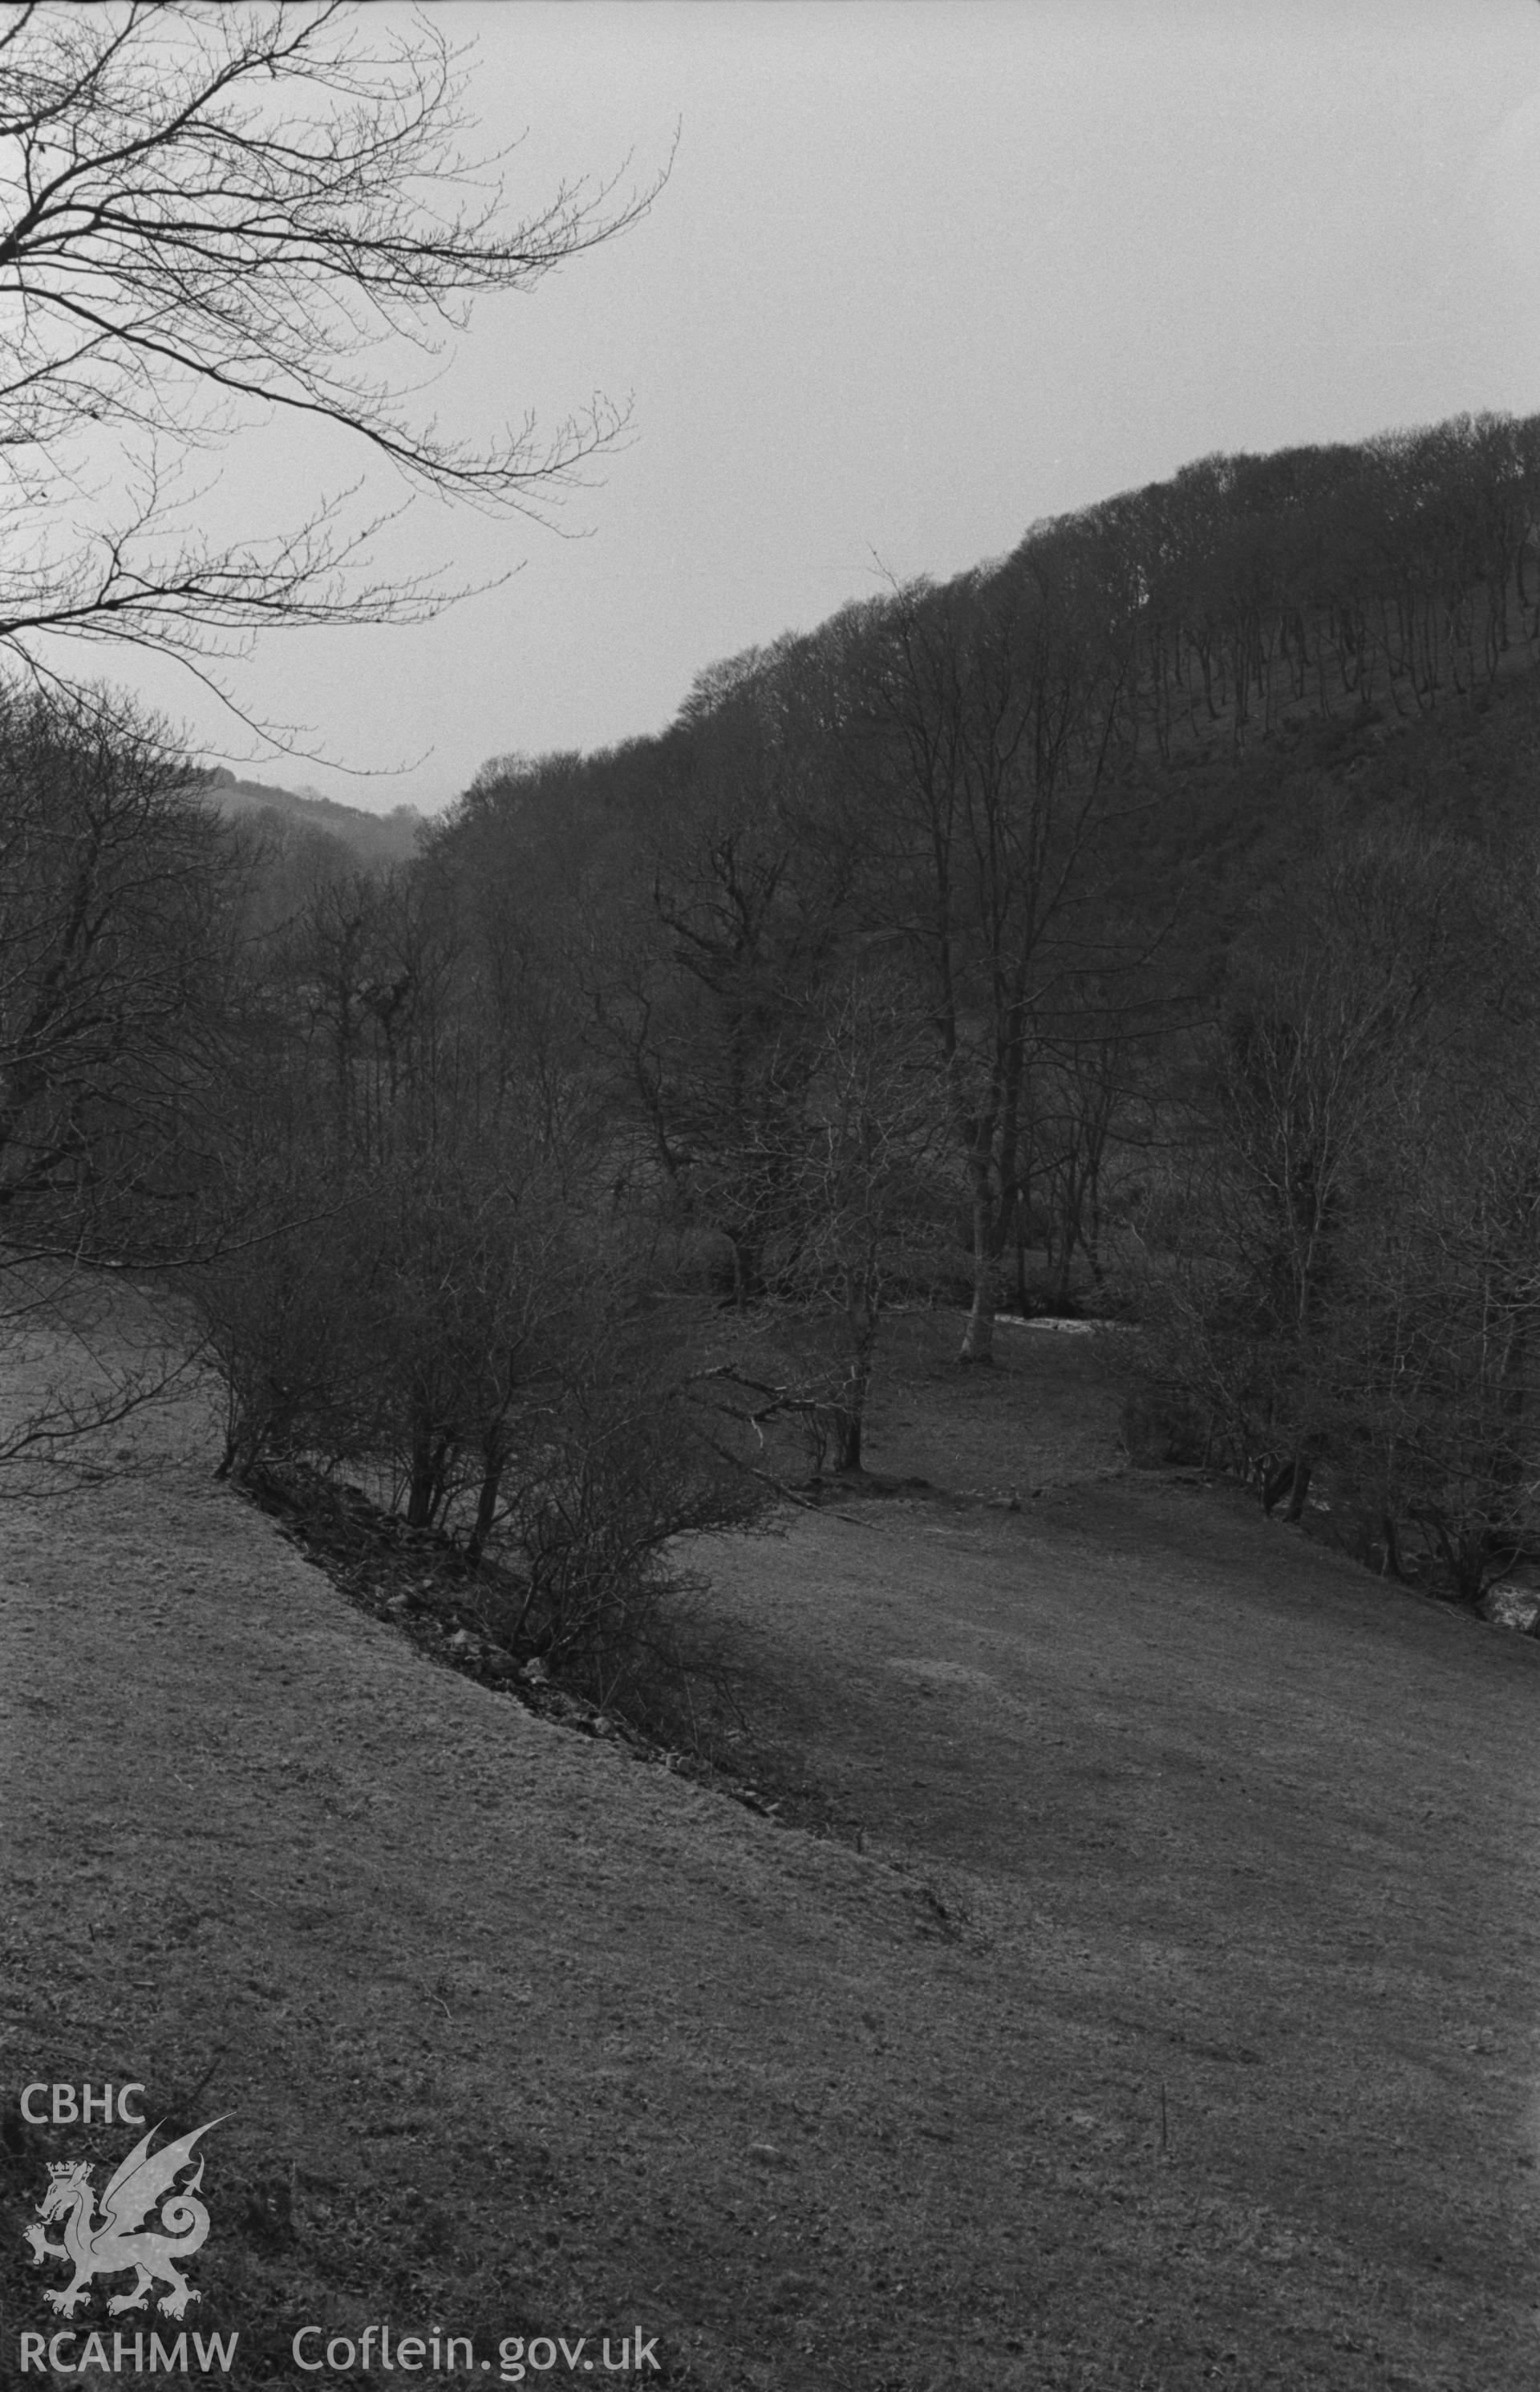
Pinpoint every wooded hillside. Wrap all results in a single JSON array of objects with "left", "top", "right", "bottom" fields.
[{"left": 11, "top": 407, "right": 1540, "bottom": 1648}]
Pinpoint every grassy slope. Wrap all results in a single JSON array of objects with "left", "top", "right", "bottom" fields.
[{"left": 1, "top": 1319, "right": 1537, "bottom": 2390}]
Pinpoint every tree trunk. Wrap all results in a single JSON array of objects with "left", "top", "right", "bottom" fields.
[
  {"left": 1284, "top": 1458, "right": 1312, "bottom": 1522},
  {"left": 1048, "top": 1214, "right": 1078, "bottom": 1312},
  {"left": 729, "top": 1234, "right": 764, "bottom": 1307},
  {"left": 406, "top": 1413, "right": 445, "bottom": 1528},
  {"left": 833, "top": 1290, "right": 878, "bottom": 1473},
  {"left": 466, "top": 1448, "right": 505, "bottom": 1565},
  {"left": 1086, "top": 1154, "right": 1105, "bottom": 1287},
  {"left": 1261, "top": 1455, "right": 1295, "bottom": 1516},
  {"left": 958, "top": 1160, "right": 996, "bottom": 1363}
]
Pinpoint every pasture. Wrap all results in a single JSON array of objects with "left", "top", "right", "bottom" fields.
[{"left": 1, "top": 1314, "right": 1536, "bottom": 2388}]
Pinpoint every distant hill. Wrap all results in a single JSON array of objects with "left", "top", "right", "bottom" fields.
[{"left": 194, "top": 766, "right": 426, "bottom": 867}]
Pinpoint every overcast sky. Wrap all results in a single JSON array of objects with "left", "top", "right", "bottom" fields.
[{"left": 126, "top": 0, "right": 1540, "bottom": 813}]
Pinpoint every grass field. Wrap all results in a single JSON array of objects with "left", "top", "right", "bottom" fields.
[{"left": 2, "top": 1307, "right": 1537, "bottom": 2389}]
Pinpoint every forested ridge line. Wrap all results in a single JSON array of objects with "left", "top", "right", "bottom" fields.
[{"left": 449, "top": 403, "right": 1540, "bottom": 841}]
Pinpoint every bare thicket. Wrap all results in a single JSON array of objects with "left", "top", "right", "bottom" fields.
[
  {"left": 697, "top": 967, "right": 950, "bottom": 1480},
  {"left": 188, "top": 817, "right": 768, "bottom": 1718},
  {"left": 1125, "top": 825, "right": 1540, "bottom": 1600},
  {"left": 0, "top": 679, "right": 242, "bottom": 1480}
]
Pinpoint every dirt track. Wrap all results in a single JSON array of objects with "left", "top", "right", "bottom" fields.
[{"left": 2, "top": 1324, "right": 1538, "bottom": 2389}]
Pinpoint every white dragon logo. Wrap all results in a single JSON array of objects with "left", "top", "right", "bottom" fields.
[{"left": 24, "top": 2117, "right": 223, "bottom": 2321}]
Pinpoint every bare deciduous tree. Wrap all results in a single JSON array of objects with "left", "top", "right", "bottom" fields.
[
  {"left": 0, "top": 0, "right": 659, "bottom": 703},
  {"left": 0, "top": 680, "right": 238, "bottom": 1247},
  {"left": 0, "top": 679, "right": 244, "bottom": 1482},
  {"left": 852, "top": 549, "right": 1133, "bottom": 1362},
  {"left": 693, "top": 966, "right": 949, "bottom": 1483}
]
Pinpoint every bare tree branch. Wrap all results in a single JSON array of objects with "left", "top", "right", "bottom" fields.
[{"left": 0, "top": 1, "right": 664, "bottom": 702}]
